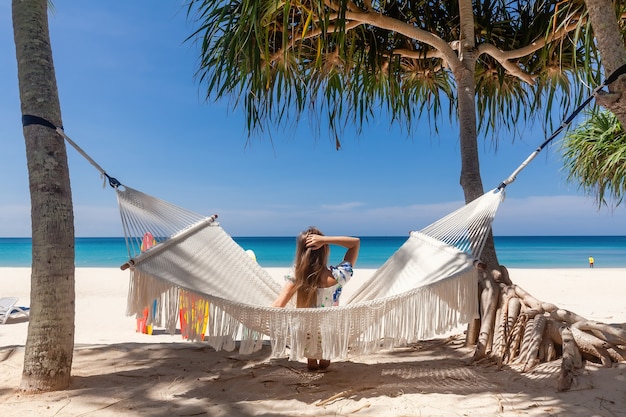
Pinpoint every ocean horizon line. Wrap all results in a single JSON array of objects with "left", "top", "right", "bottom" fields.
[{"left": 1, "top": 235, "right": 625, "bottom": 269}]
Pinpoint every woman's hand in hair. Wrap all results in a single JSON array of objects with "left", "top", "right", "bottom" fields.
[
  {"left": 305, "top": 234, "right": 326, "bottom": 250},
  {"left": 306, "top": 234, "right": 360, "bottom": 266}
]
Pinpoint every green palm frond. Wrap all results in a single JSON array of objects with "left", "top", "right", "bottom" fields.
[
  {"left": 186, "top": 0, "right": 605, "bottom": 143},
  {"left": 561, "top": 110, "right": 626, "bottom": 207}
]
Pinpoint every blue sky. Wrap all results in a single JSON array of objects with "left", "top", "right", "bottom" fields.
[{"left": 1, "top": 1, "right": 624, "bottom": 237}]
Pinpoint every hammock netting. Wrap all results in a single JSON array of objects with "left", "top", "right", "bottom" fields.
[{"left": 119, "top": 185, "right": 505, "bottom": 360}]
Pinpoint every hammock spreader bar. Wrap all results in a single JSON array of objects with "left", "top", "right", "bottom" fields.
[{"left": 498, "top": 63, "right": 626, "bottom": 190}]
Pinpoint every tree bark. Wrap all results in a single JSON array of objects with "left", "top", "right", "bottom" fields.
[
  {"left": 456, "top": 0, "right": 484, "bottom": 204},
  {"left": 456, "top": 0, "right": 501, "bottom": 345},
  {"left": 584, "top": 0, "right": 626, "bottom": 125},
  {"left": 471, "top": 264, "right": 500, "bottom": 360},
  {"left": 557, "top": 327, "right": 582, "bottom": 391},
  {"left": 12, "top": 0, "right": 76, "bottom": 392},
  {"left": 455, "top": 0, "right": 500, "bottom": 269}
]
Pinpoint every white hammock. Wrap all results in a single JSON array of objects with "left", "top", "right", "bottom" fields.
[{"left": 120, "top": 185, "right": 505, "bottom": 360}]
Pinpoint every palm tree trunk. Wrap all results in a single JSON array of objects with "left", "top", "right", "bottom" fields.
[{"left": 12, "top": 0, "right": 76, "bottom": 392}]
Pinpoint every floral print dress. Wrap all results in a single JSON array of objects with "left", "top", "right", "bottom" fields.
[{"left": 284, "top": 261, "right": 354, "bottom": 307}]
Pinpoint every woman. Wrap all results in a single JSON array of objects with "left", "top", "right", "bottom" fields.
[{"left": 272, "top": 227, "right": 360, "bottom": 370}]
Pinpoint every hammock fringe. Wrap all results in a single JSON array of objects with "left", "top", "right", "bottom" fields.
[{"left": 127, "top": 265, "right": 479, "bottom": 360}]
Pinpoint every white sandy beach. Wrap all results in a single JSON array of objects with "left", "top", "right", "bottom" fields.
[{"left": 1, "top": 266, "right": 625, "bottom": 416}]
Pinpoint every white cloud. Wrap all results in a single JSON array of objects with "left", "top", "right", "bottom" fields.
[
  {"left": 2, "top": 194, "right": 624, "bottom": 238},
  {"left": 0, "top": 203, "right": 123, "bottom": 238},
  {"left": 74, "top": 204, "right": 124, "bottom": 237},
  {"left": 493, "top": 195, "right": 626, "bottom": 235},
  {"left": 211, "top": 200, "right": 466, "bottom": 236},
  {"left": 0, "top": 204, "right": 31, "bottom": 237},
  {"left": 320, "top": 201, "right": 365, "bottom": 211}
]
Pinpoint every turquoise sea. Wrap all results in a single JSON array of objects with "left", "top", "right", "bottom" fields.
[{"left": 0, "top": 236, "right": 625, "bottom": 269}]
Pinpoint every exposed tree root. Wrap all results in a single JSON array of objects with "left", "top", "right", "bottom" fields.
[
  {"left": 470, "top": 266, "right": 499, "bottom": 361},
  {"left": 469, "top": 264, "right": 625, "bottom": 391}
]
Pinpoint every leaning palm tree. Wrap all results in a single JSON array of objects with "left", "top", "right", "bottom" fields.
[
  {"left": 562, "top": 110, "right": 626, "bottom": 207},
  {"left": 12, "top": 0, "right": 76, "bottom": 392}
]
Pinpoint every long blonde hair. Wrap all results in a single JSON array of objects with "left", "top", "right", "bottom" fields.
[{"left": 294, "top": 227, "right": 329, "bottom": 308}]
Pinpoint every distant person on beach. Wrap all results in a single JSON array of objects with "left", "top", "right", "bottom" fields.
[
  {"left": 272, "top": 227, "right": 360, "bottom": 371},
  {"left": 589, "top": 256, "right": 594, "bottom": 268}
]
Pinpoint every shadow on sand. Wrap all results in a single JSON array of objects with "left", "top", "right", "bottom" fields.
[{"left": 1, "top": 337, "right": 624, "bottom": 416}]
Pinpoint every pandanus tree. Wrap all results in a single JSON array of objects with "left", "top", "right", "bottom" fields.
[
  {"left": 187, "top": 0, "right": 597, "bottom": 269},
  {"left": 561, "top": 0, "right": 626, "bottom": 208},
  {"left": 559, "top": 9, "right": 626, "bottom": 387},
  {"left": 563, "top": 109, "right": 626, "bottom": 208},
  {"left": 187, "top": 0, "right": 626, "bottom": 390}
]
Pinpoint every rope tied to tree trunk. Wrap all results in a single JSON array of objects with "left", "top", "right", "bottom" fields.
[{"left": 21, "top": 114, "right": 122, "bottom": 189}]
